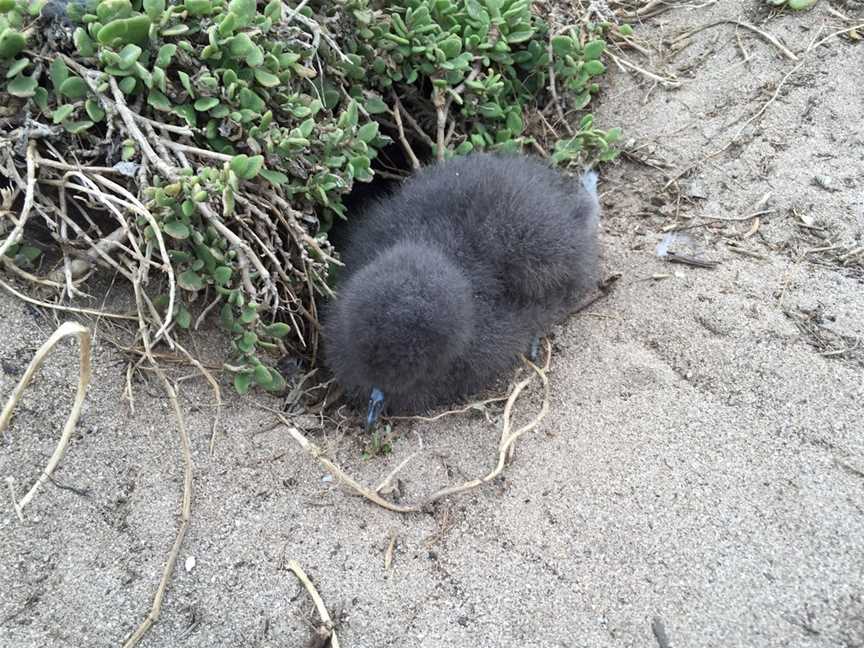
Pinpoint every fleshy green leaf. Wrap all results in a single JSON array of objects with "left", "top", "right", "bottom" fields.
[
  {"left": 50, "top": 58, "right": 70, "bottom": 91},
  {"left": 551, "top": 35, "right": 573, "bottom": 56},
  {"left": 33, "top": 86, "right": 49, "bottom": 110},
  {"left": 337, "top": 100, "right": 359, "bottom": 129},
  {"left": 240, "top": 303, "right": 257, "bottom": 323},
  {"left": 583, "top": 40, "right": 605, "bottom": 60},
  {"left": 220, "top": 303, "right": 234, "bottom": 328},
  {"left": 97, "top": 15, "right": 151, "bottom": 47},
  {"left": 0, "top": 28, "right": 27, "bottom": 59},
  {"left": 264, "top": 0, "right": 280, "bottom": 20},
  {"left": 119, "top": 76, "right": 136, "bottom": 94},
  {"left": 229, "top": 154, "right": 264, "bottom": 180},
  {"left": 65, "top": 120, "right": 95, "bottom": 134},
  {"left": 16, "top": 245, "right": 42, "bottom": 263},
  {"left": 262, "top": 368, "right": 286, "bottom": 393},
  {"left": 7, "top": 74, "right": 38, "bottom": 97},
  {"left": 228, "top": 32, "right": 253, "bottom": 57},
  {"left": 117, "top": 43, "right": 142, "bottom": 69},
  {"left": 142, "top": 0, "right": 164, "bottom": 20},
  {"left": 243, "top": 155, "right": 264, "bottom": 180},
  {"left": 163, "top": 220, "right": 190, "bottom": 239},
  {"left": 148, "top": 90, "right": 172, "bottom": 111},
  {"left": 185, "top": 0, "right": 211, "bottom": 15},
  {"left": 506, "top": 109, "right": 523, "bottom": 134},
  {"left": 253, "top": 68, "right": 280, "bottom": 87},
  {"left": 584, "top": 60, "right": 606, "bottom": 76},
  {"left": 213, "top": 266, "right": 232, "bottom": 285},
  {"left": 245, "top": 46, "right": 264, "bottom": 67},
  {"left": 356, "top": 121, "right": 379, "bottom": 143},
  {"left": 74, "top": 27, "right": 96, "bottom": 56},
  {"left": 5, "top": 57, "right": 29, "bottom": 79},
  {"left": 161, "top": 23, "right": 189, "bottom": 37},
  {"left": 506, "top": 29, "right": 534, "bottom": 43},
  {"left": 263, "top": 322, "right": 291, "bottom": 338},
  {"left": 234, "top": 372, "right": 253, "bottom": 395},
  {"left": 606, "top": 127, "right": 623, "bottom": 143},
  {"left": 363, "top": 97, "right": 390, "bottom": 115},
  {"left": 155, "top": 43, "right": 176, "bottom": 68},
  {"left": 253, "top": 363, "right": 272, "bottom": 386},
  {"left": 52, "top": 104, "right": 75, "bottom": 123},
  {"left": 178, "top": 270, "right": 204, "bottom": 291},
  {"left": 59, "top": 76, "right": 89, "bottom": 99},
  {"left": 85, "top": 99, "right": 105, "bottom": 121},
  {"left": 194, "top": 96, "right": 219, "bottom": 111},
  {"left": 259, "top": 169, "right": 288, "bottom": 185},
  {"left": 176, "top": 306, "right": 191, "bottom": 329},
  {"left": 228, "top": 0, "right": 255, "bottom": 25}
]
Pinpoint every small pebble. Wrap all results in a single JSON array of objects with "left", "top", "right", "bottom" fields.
[
  {"left": 112, "top": 161, "right": 140, "bottom": 177},
  {"left": 683, "top": 178, "right": 708, "bottom": 199},
  {"left": 814, "top": 175, "right": 837, "bottom": 191}
]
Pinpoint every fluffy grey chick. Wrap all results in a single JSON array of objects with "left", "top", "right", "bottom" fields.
[{"left": 323, "top": 152, "right": 600, "bottom": 429}]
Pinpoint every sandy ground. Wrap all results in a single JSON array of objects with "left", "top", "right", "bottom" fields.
[{"left": 2, "top": 1, "right": 863, "bottom": 647}]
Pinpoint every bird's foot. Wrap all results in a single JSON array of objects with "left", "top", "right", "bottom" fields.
[
  {"left": 528, "top": 336, "right": 541, "bottom": 362},
  {"left": 365, "top": 387, "right": 385, "bottom": 433}
]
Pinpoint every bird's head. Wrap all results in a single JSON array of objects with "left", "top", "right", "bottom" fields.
[{"left": 325, "top": 241, "right": 475, "bottom": 430}]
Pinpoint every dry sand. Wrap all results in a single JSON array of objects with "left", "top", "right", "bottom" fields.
[{"left": 2, "top": 1, "right": 863, "bottom": 646}]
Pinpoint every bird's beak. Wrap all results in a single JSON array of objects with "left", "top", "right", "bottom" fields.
[{"left": 365, "top": 387, "right": 385, "bottom": 433}]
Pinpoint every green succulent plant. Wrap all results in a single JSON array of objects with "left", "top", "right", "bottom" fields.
[
  {"left": 765, "top": 0, "right": 818, "bottom": 10},
  {"left": 0, "top": 0, "right": 624, "bottom": 393}
]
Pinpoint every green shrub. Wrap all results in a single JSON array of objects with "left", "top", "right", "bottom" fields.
[
  {"left": 0, "top": 0, "right": 622, "bottom": 392},
  {"left": 764, "top": 0, "right": 818, "bottom": 9}
]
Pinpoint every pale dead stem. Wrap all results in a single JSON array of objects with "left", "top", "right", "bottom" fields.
[
  {"left": 393, "top": 96, "right": 436, "bottom": 150},
  {"left": 1, "top": 256, "right": 67, "bottom": 289},
  {"left": 0, "top": 141, "right": 36, "bottom": 259},
  {"left": 387, "top": 394, "right": 510, "bottom": 423},
  {"left": 383, "top": 530, "right": 397, "bottom": 570},
  {"left": 671, "top": 20, "right": 798, "bottom": 62},
  {"left": 273, "top": 340, "right": 552, "bottom": 514},
  {"left": 121, "top": 279, "right": 194, "bottom": 648},
  {"left": 606, "top": 50, "right": 682, "bottom": 88},
  {"left": 391, "top": 91, "right": 421, "bottom": 170},
  {"left": 664, "top": 21, "right": 860, "bottom": 190},
  {"left": 612, "top": 0, "right": 715, "bottom": 20},
  {"left": 285, "top": 559, "right": 342, "bottom": 648},
  {"left": 61, "top": 57, "right": 276, "bottom": 309},
  {"left": 107, "top": 77, "right": 180, "bottom": 340},
  {"left": 2, "top": 322, "right": 92, "bottom": 521},
  {"left": 0, "top": 277, "right": 137, "bottom": 320},
  {"left": 1, "top": 121, "right": 208, "bottom": 644},
  {"left": 547, "top": 39, "right": 575, "bottom": 137}
]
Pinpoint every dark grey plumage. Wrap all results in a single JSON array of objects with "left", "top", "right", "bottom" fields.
[{"left": 323, "top": 152, "right": 600, "bottom": 417}]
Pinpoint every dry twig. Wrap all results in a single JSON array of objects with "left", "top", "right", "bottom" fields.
[
  {"left": 272, "top": 340, "right": 552, "bottom": 513},
  {"left": 0, "top": 141, "right": 36, "bottom": 259},
  {"left": 1, "top": 322, "right": 92, "bottom": 519},
  {"left": 122, "top": 279, "right": 194, "bottom": 648},
  {"left": 391, "top": 92, "right": 421, "bottom": 170},
  {"left": 384, "top": 530, "right": 397, "bottom": 570},
  {"left": 0, "top": 277, "right": 137, "bottom": 320},
  {"left": 672, "top": 20, "right": 798, "bottom": 62},
  {"left": 286, "top": 560, "right": 341, "bottom": 648}
]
